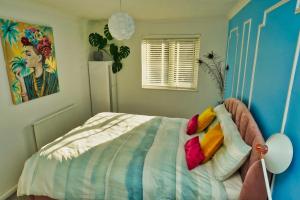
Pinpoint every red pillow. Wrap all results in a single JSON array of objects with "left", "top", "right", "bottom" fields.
[
  {"left": 184, "top": 136, "right": 205, "bottom": 170},
  {"left": 186, "top": 114, "right": 199, "bottom": 135}
]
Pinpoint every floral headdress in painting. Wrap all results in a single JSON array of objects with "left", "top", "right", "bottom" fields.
[{"left": 21, "top": 27, "right": 52, "bottom": 60}]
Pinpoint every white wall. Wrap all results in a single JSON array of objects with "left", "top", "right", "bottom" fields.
[
  {"left": 0, "top": 0, "right": 91, "bottom": 197},
  {"left": 0, "top": 1, "right": 228, "bottom": 196},
  {"left": 88, "top": 18, "right": 228, "bottom": 118}
]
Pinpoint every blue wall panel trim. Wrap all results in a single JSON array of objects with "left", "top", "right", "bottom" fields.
[
  {"left": 274, "top": 47, "right": 300, "bottom": 199},
  {"left": 251, "top": 1, "right": 299, "bottom": 138},
  {"left": 225, "top": 28, "right": 239, "bottom": 98},
  {"left": 238, "top": 20, "right": 251, "bottom": 101},
  {"left": 226, "top": 0, "right": 300, "bottom": 199}
]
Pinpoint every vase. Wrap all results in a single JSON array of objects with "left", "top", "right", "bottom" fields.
[{"left": 93, "top": 51, "right": 103, "bottom": 61}]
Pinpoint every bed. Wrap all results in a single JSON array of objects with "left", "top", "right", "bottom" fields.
[{"left": 17, "top": 98, "right": 269, "bottom": 200}]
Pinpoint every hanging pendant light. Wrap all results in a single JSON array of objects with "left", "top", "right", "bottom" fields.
[{"left": 108, "top": 0, "right": 135, "bottom": 40}]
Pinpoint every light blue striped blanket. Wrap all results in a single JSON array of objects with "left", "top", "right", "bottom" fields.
[{"left": 18, "top": 112, "right": 242, "bottom": 199}]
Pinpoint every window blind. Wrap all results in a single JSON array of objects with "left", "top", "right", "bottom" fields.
[{"left": 142, "top": 37, "right": 200, "bottom": 90}]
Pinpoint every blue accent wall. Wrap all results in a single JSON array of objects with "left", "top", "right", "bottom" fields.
[{"left": 225, "top": 0, "right": 300, "bottom": 199}]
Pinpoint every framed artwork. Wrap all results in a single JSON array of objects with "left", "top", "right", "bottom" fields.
[{"left": 0, "top": 18, "right": 59, "bottom": 104}]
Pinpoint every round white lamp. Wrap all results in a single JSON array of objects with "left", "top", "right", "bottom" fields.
[
  {"left": 256, "top": 133, "right": 293, "bottom": 200},
  {"left": 108, "top": 0, "right": 135, "bottom": 41},
  {"left": 264, "top": 133, "right": 293, "bottom": 174},
  {"left": 108, "top": 12, "right": 135, "bottom": 40}
]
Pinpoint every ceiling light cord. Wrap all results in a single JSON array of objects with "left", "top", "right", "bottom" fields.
[{"left": 119, "top": 0, "right": 122, "bottom": 12}]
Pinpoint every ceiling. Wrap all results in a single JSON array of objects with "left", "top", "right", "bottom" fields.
[{"left": 30, "top": 0, "right": 239, "bottom": 20}]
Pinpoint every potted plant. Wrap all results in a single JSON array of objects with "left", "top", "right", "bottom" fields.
[{"left": 88, "top": 24, "right": 130, "bottom": 73}]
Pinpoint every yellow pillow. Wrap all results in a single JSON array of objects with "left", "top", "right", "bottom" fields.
[
  {"left": 200, "top": 123, "right": 224, "bottom": 163},
  {"left": 197, "top": 107, "right": 216, "bottom": 132}
]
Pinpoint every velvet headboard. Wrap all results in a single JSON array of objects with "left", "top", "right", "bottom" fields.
[{"left": 224, "top": 98, "right": 269, "bottom": 200}]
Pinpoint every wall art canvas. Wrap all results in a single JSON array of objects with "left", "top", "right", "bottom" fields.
[{"left": 0, "top": 18, "right": 59, "bottom": 104}]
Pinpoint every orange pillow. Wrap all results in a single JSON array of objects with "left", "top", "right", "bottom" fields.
[
  {"left": 200, "top": 123, "right": 224, "bottom": 163},
  {"left": 197, "top": 107, "right": 216, "bottom": 132}
]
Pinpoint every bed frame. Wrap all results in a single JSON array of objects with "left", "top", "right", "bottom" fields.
[
  {"left": 224, "top": 98, "right": 269, "bottom": 200},
  {"left": 27, "top": 98, "right": 269, "bottom": 200}
]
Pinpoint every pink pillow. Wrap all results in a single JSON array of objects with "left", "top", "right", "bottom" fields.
[
  {"left": 186, "top": 114, "right": 199, "bottom": 135},
  {"left": 184, "top": 136, "right": 205, "bottom": 170}
]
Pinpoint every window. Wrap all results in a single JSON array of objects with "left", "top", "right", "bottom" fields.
[{"left": 142, "top": 37, "right": 200, "bottom": 90}]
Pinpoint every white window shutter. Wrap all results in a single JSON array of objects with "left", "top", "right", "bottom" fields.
[{"left": 142, "top": 37, "right": 200, "bottom": 90}]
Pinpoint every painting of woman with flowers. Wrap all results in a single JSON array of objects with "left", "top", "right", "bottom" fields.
[{"left": 0, "top": 18, "right": 59, "bottom": 104}]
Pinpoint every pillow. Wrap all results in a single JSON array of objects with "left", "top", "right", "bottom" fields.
[
  {"left": 186, "top": 114, "right": 199, "bottom": 135},
  {"left": 214, "top": 104, "right": 232, "bottom": 117},
  {"left": 212, "top": 104, "right": 252, "bottom": 181},
  {"left": 184, "top": 136, "right": 205, "bottom": 170},
  {"left": 197, "top": 107, "right": 216, "bottom": 132},
  {"left": 200, "top": 123, "right": 224, "bottom": 163}
]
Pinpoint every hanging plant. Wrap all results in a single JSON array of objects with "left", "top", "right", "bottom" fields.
[
  {"left": 109, "top": 44, "right": 130, "bottom": 73},
  {"left": 89, "top": 33, "right": 107, "bottom": 50},
  {"left": 104, "top": 24, "right": 113, "bottom": 41},
  {"left": 88, "top": 24, "right": 130, "bottom": 73}
]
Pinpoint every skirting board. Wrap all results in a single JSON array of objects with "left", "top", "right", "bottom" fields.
[{"left": 0, "top": 184, "right": 17, "bottom": 200}]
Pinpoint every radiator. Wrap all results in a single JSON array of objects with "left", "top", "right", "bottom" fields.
[{"left": 33, "top": 104, "right": 78, "bottom": 150}]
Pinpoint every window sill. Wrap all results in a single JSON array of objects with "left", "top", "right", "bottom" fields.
[{"left": 142, "top": 85, "right": 198, "bottom": 92}]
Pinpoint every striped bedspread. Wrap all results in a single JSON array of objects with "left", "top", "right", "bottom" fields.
[{"left": 17, "top": 112, "right": 242, "bottom": 200}]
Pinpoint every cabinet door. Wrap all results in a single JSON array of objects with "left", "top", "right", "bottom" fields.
[{"left": 89, "top": 61, "right": 111, "bottom": 115}]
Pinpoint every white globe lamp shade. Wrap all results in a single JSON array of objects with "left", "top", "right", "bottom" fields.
[
  {"left": 108, "top": 12, "right": 135, "bottom": 40},
  {"left": 264, "top": 133, "right": 293, "bottom": 174},
  {"left": 256, "top": 133, "right": 293, "bottom": 200}
]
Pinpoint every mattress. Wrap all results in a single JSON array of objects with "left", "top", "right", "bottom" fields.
[{"left": 18, "top": 112, "right": 242, "bottom": 199}]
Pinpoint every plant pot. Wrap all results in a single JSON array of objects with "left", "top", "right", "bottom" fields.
[{"left": 93, "top": 51, "right": 103, "bottom": 61}]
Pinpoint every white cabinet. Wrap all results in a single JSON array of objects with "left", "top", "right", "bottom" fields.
[{"left": 88, "top": 61, "right": 118, "bottom": 115}]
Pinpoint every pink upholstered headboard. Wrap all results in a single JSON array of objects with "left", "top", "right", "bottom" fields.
[{"left": 224, "top": 98, "right": 269, "bottom": 200}]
